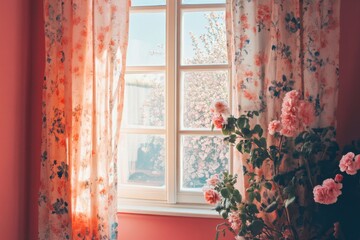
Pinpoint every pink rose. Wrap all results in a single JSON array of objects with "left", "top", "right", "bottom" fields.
[
  {"left": 313, "top": 178, "right": 342, "bottom": 205},
  {"left": 280, "top": 90, "right": 302, "bottom": 137},
  {"left": 282, "top": 90, "right": 301, "bottom": 113},
  {"left": 228, "top": 210, "right": 241, "bottom": 230},
  {"left": 298, "top": 100, "right": 315, "bottom": 126},
  {"left": 206, "top": 174, "right": 220, "bottom": 186},
  {"left": 212, "top": 115, "right": 225, "bottom": 129},
  {"left": 279, "top": 90, "right": 316, "bottom": 137},
  {"left": 355, "top": 154, "right": 360, "bottom": 169},
  {"left": 203, "top": 188, "right": 221, "bottom": 205},
  {"left": 211, "top": 100, "right": 230, "bottom": 116},
  {"left": 285, "top": 90, "right": 301, "bottom": 101},
  {"left": 268, "top": 120, "right": 281, "bottom": 135},
  {"left": 334, "top": 174, "right": 343, "bottom": 183},
  {"left": 280, "top": 113, "right": 299, "bottom": 137},
  {"left": 339, "top": 152, "right": 360, "bottom": 175}
]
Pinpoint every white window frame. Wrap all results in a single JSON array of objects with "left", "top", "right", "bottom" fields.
[{"left": 118, "top": 0, "right": 232, "bottom": 217}]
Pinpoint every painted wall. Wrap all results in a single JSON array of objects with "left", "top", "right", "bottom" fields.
[
  {"left": 118, "top": 213, "right": 233, "bottom": 240},
  {"left": 337, "top": 1, "right": 360, "bottom": 145},
  {"left": 0, "top": 0, "right": 356, "bottom": 239},
  {"left": 26, "top": 0, "right": 45, "bottom": 239},
  {"left": 0, "top": 0, "right": 30, "bottom": 239}
]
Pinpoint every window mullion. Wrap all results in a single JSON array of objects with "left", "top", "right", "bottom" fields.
[
  {"left": 130, "top": 5, "right": 166, "bottom": 13},
  {"left": 120, "top": 128, "right": 166, "bottom": 134},
  {"left": 179, "top": 3, "right": 226, "bottom": 10},
  {"left": 126, "top": 66, "right": 166, "bottom": 73},
  {"left": 166, "top": 0, "right": 177, "bottom": 204}
]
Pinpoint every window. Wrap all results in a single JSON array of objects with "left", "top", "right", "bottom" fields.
[{"left": 119, "top": 0, "right": 231, "bottom": 214}]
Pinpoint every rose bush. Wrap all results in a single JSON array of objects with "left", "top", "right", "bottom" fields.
[{"left": 205, "top": 92, "right": 360, "bottom": 240}]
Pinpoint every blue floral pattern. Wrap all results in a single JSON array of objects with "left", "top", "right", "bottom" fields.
[{"left": 39, "top": 0, "right": 130, "bottom": 239}]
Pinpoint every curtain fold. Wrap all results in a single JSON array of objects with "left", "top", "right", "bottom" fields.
[
  {"left": 226, "top": 0, "right": 340, "bottom": 236},
  {"left": 39, "top": 0, "right": 129, "bottom": 239},
  {"left": 226, "top": 0, "right": 340, "bottom": 189}
]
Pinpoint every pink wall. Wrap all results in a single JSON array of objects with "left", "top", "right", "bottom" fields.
[
  {"left": 26, "top": 0, "right": 45, "bottom": 239},
  {"left": 337, "top": 1, "right": 360, "bottom": 145},
  {"left": 0, "top": 0, "right": 357, "bottom": 239},
  {"left": 0, "top": 0, "right": 30, "bottom": 239},
  {"left": 118, "top": 213, "right": 233, "bottom": 240}
]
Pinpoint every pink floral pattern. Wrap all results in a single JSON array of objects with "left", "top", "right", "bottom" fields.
[
  {"left": 39, "top": 0, "right": 130, "bottom": 239},
  {"left": 226, "top": 0, "right": 339, "bottom": 124},
  {"left": 226, "top": 0, "right": 340, "bottom": 237}
]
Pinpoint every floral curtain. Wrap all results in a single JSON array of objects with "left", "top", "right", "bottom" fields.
[
  {"left": 226, "top": 0, "right": 340, "bottom": 236},
  {"left": 38, "top": 0, "right": 129, "bottom": 239}
]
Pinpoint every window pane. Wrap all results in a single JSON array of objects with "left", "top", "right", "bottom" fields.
[
  {"left": 122, "top": 73, "right": 165, "bottom": 128},
  {"left": 119, "top": 134, "right": 165, "bottom": 187},
  {"left": 127, "top": 12, "right": 166, "bottom": 66},
  {"left": 181, "top": 10, "right": 227, "bottom": 65},
  {"left": 180, "top": 135, "right": 229, "bottom": 190},
  {"left": 181, "top": 70, "right": 229, "bottom": 129},
  {"left": 182, "top": 0, "right": 225, "bottom": 4},
  {"left": 131, "top": 0, "right": 165, "bottom": 6}
]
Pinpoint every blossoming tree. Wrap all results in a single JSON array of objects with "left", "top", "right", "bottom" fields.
[{"left": 138, "top": 12, "right": 229, "bottom": 188}]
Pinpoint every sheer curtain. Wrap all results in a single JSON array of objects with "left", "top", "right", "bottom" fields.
[
  {"left": 226, "top": 0, "right": 340, "bottom": 188},
  {"left": 38, "top": 0, "right": 130, "bottom": 239},
  {"left": 226, "top": 0, "right": 340, "bottom": 236}
]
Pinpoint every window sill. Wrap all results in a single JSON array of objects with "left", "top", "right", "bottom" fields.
[{"left": 118, "top": 199, "right": 221, "bottom": 218}]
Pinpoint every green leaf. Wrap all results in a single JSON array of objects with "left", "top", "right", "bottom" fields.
[
  {"left": 220, "top": 210, "right": 228, "bottom": 219},
  {"left": 220, "top": 188, "right": 230, "bottom": 198},
  {"left": 214, "top": 204, "right": 223, "bottom": 212},
  {"left": 236, "top": 143, "right": 243, "bottom": 153},
  {"left": 249, "top": 220, "right": 264, "bottom": 236},
  {"left": 244, "top": 140, "right": 252, "bottom": 153},
  {"left": 254, "top": 191, "right": 261, "bottom": 202},
  {"left": 264, "top": 182, "right": 272, "bottom": 190},
  {"left": 233, "top": 189, "right": 242, "bottom": 203},
  {"left": 285, "top": 196, "right": 296, "bottom": 208},
  {"left": 247, "top": 203, "right": 259, "bottom": 214},
  {"left": 258, "top": 128, "right": 263, "bottom": 138},
  {"left": 264, "top": 201, "right": 278, "bottom": 213},
  {"left": 237, "top": 116, "right": 249, "bottom": 129},
  {"left": 248, "top": 192, "right": 255, "bottom": 202},
  {"left": 253, "top": 124, "right": 263, "bottom": 137},
  {"left": 253, "top": 138, "right": 261, "bottom": 148},
  {"left": 222, "top": 128, "right": 230, "bottom": 135},
  {"left": 253, "top": 137, "right": 266, "bottom": 149},
  {"left": 229, "top": 134, "right": 237, "bottom": 144},
  {"left": 242, "top": 128, "right": 251, "bottom": 137},
  {"left": 259, "top": 137, "right": 267, "bottom": 148},
  {"left": 294, "top": 132, "right": 305, "bottom": 145}
]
